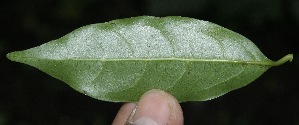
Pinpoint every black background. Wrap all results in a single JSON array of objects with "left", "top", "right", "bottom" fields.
[{"left": 1, "top": 0, "right": 298, "bottom": 125}]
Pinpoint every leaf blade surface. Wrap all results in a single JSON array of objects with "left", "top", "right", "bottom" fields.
[{"left": 7, "top": 16, "right": 293, "bottom": 102}]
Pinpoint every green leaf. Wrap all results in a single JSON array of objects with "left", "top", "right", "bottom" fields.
[{"left": 6, "top": 16, "right": 293, "bottom": 102}]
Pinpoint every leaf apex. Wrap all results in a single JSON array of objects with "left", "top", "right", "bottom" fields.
[
  {"left": 272, "top": 54, "right": 293, "bottom": 66},
  {"left": 6, "top": 51, "right": 23, "bottom": 62},
  {"left": 6, "top": 52, "right": 15, "bottom": 61}
]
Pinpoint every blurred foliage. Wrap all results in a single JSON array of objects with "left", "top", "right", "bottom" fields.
[{"left": 0, "top": 0, "right": 298, "bottom": 125}]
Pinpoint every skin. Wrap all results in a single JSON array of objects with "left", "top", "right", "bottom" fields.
[{"left": 112, "top": 89, "right": 184, "bottom": 125}]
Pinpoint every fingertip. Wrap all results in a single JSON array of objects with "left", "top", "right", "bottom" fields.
[
  {"left": 168, "top": 92, "right": 184, "bottom": 125},
  {"left": 112, "top": 103, "right": 136, "bottom": 125},
  {"left": 112, "top": 89, "right": 184, "bottom": 125},
  {"left": 133, "top": 89, "right": 184, "bottom": 125}
]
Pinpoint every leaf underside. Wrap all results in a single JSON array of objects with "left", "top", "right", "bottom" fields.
[{"left": 7, "top": 16, "right": 293, "bottom": 102}]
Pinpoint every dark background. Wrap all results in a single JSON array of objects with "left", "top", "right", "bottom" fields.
[{"left": 0, "top": 0, "right": 298, "bottom": 125}]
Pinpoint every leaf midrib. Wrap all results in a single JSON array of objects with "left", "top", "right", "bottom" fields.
[
  {"left": 8, "top": 53, "right": 293, "bottom": 66},
  {"left": 8, "top": 55, "right": 277, "bottom": 66}
]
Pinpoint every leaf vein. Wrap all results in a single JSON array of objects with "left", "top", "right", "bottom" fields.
[
  {"left": 112, "top": 30, "right": 134, "bottom": 57},
  {"left": 89, "top": 61, "right": 107, "bottom": 85},
  {"left": 167, "top": 62, "right": 189, "bottom": 90}
]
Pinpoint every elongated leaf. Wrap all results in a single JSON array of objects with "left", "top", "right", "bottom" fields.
[{"left": 7, "top": 16, "right": 293, "bottom": 102}]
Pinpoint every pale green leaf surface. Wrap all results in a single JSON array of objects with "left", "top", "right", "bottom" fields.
[{"left": 7, "top": 16, "right": 293, "bottom": 102}]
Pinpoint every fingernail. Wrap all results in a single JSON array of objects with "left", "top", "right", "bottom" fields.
[
  {"left": 125, "top": 105, "right": 137, "bottom": 125},
  {"left": 132, "top": 89, "right": 173, "bottom": 125},
  {"left": 133, "top": 117, "right": 159, "bottom": 125}
]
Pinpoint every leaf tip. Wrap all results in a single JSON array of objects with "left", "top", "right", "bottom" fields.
[
  {"left": 6, "top": 51, "right": 21, "bottom": 62},
  {"left": 6, "top": 52, "right": 14, "bottom": 61},
  {"left": 273, "top": 54, "right": 293, "bottom": 66},
  {"left": 287, "top": 54, "right": 294, "bottom": 62}
]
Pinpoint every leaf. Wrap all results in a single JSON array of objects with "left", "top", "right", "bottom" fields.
[{"left": 6, "top": 16, "right": 293, "bottom": 102}]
